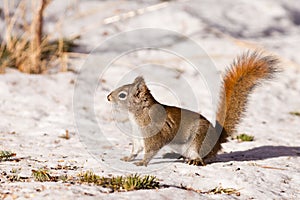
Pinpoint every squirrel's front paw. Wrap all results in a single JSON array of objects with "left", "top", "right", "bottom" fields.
[
  {"left": 121, "top": 156, "right": 133, "bottom": 162},
  {"left": 133, "top": 160, "right": 147, "bottom": 167}
]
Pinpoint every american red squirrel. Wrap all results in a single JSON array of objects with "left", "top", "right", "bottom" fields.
[{"left": 107, "top": 51, "right": 279, "bottom": 166}]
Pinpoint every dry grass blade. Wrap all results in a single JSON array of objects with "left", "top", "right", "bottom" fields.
[
  {"left": 0, "top": 150, "right": 16, "bottom": 161},
  {"left": 32, "top": 169, "right": 52, "bottom": 182},
  {"left": 78, "top": 171, "right": 159, "bottom": 192},
  {"left": 207, "top": 185, "right": 240, "bottom": 196},
  {"left": 32, "top": 168, "right": 70, "bottom": 182},
  {"left": 176, "top": 184, "right": 241, "bottom": 196},
  {"left": 78, "top": 170, "right": 101, "bottom": 183},
  {"left": 0, "top": 0, "right": 77, "bottom": 74}
]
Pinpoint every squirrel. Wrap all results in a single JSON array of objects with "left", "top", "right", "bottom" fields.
[{"left": 107, "top": 51, "right": 279, "bottom": 166}]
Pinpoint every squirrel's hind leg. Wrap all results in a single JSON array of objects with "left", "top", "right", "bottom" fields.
[
  {"left": 184, "top": 149, "right": 206, "bottom": 166},
  {"left": 185, "top": 158, "right": 206, "bottom": 166},
  {"left": 184, "top": 134, "right": 206, "bottom": 166}
]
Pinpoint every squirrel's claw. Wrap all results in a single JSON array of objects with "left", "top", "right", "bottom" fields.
[
  {"left": 121, "top": 153, "right": 139, "bottom": 162},
  {"left": 133, "top": 160, "right": 147, "bottom": 167},
  {"left": 185, "top": 158, "right": 206, "bottom": 166},
  {"left": 121, "top": 155, "right": 134, "bottom": 162}
]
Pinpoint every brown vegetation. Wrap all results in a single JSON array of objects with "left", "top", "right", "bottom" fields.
[{"left": 0, "top": 0, "right": 77, "bottom": 74}]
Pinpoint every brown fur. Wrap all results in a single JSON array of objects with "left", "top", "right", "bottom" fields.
[
  {"left": 217, "top": 52, "right": 279, "bottom": 145},
  {"left": 107, "top": 51, "right": 279, "bottom": 166}
]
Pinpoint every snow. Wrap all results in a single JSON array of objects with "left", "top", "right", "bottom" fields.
[{"left": 0, "top": 0, "right": 299, "bottom": 199}]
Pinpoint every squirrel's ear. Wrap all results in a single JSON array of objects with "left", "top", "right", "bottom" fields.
[
  {"left": 132, "top": 76, "right": 147, "bottom": 93},
  {"left": 133, "top": 76, "right": 145, "bottom": 84}
]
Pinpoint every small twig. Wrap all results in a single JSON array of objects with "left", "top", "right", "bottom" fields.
[
  {"left": 249, "top": 163, "right": 285, "bottom": 170},
  {"left": 289, "top": 111, "right": 300, "bottom": 117},
  {"left": 161, "top": 183, "right": 241, "bottom": 196},
  {"left": 80, "top": 1, "right": 176, "bottom": 35},
  {"left": 59, "top": 130, "right": 70, "bottom": 140}
]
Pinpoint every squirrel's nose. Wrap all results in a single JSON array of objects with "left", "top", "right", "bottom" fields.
[{"left": 107, "top": 94, "right": 112, "bottom": 101}]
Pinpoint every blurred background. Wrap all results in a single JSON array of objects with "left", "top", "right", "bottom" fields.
[{"left": 1, "top": 0, "right": 300, "bottom": 74}]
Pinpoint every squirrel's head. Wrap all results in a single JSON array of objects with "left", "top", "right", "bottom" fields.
[{"left": 107, "top": 76, "right": 152, "bottom": 111}]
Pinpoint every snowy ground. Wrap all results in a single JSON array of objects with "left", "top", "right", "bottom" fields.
[{"left": 0, "top": 0, "right": 300, "bottom": 199}]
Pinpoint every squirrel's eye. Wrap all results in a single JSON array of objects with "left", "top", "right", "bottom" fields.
[{"left": 118, "top": 91, "right": 127, "bottom": 100}]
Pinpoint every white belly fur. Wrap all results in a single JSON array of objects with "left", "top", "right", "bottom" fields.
[{"left": 128, "top": 112, "right": 144, "bottom": 154}]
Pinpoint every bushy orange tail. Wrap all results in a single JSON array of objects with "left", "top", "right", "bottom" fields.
[{"left": 217, "top": 51, "right": 279, "bottom": 143}]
